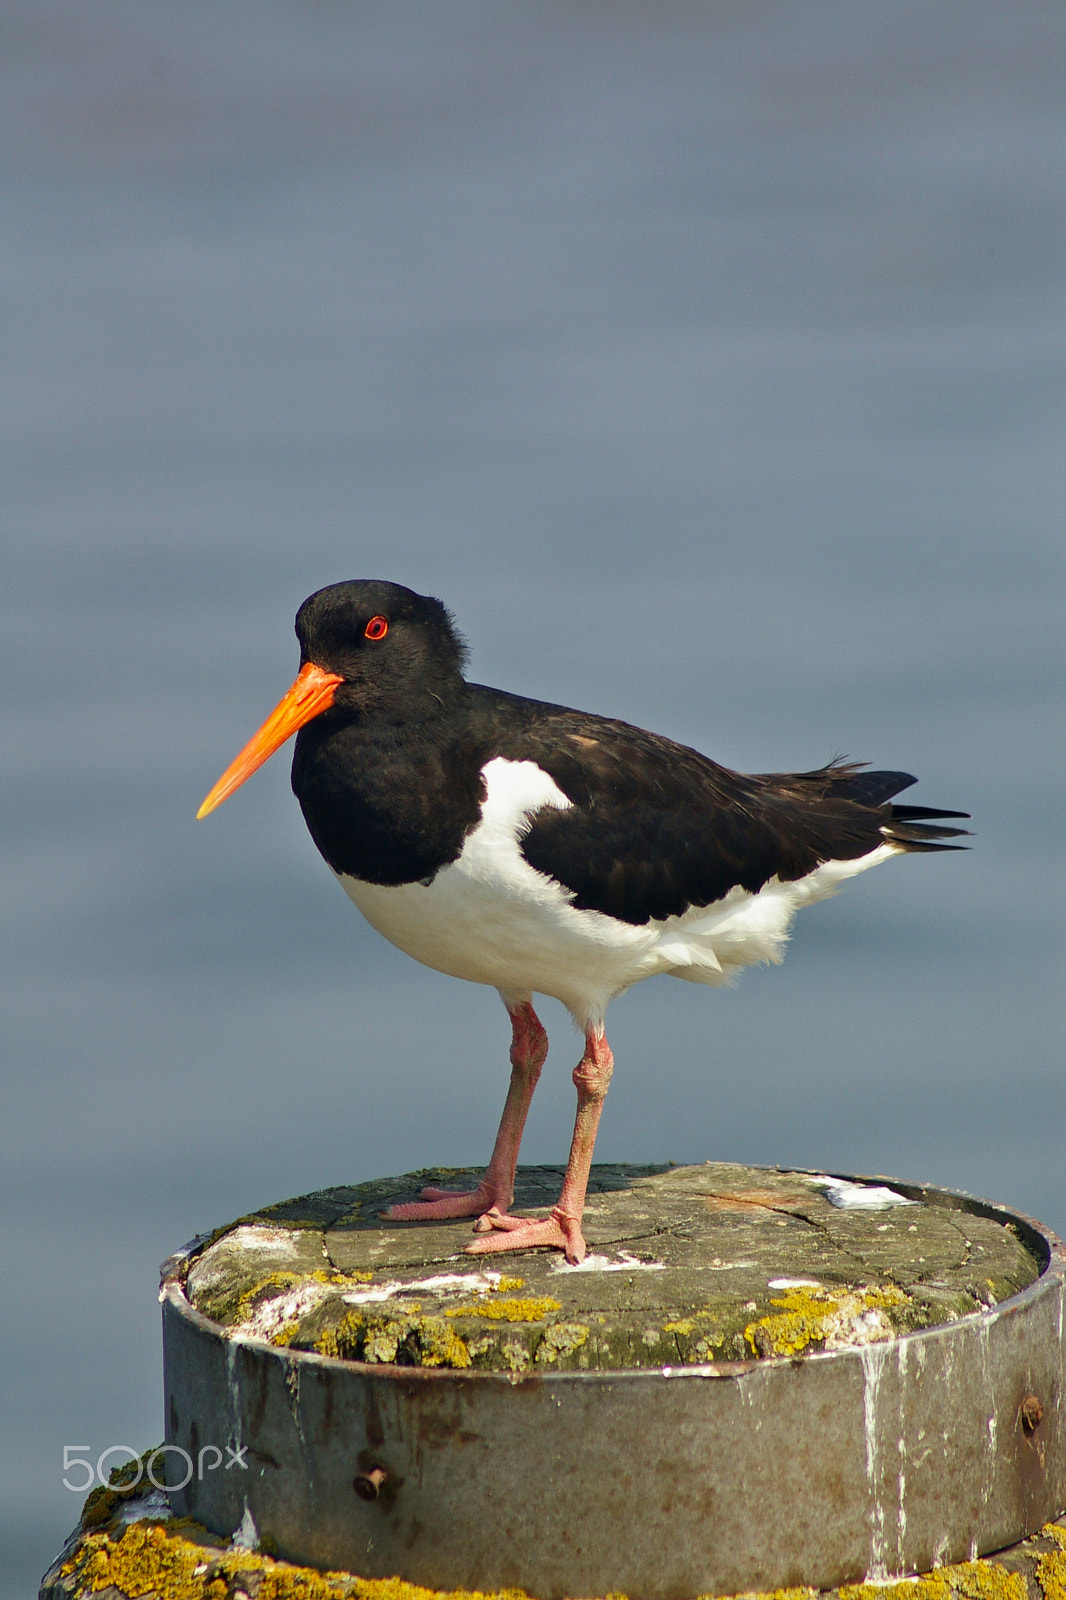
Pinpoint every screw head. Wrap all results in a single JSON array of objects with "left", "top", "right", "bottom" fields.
[
  {"left": 1020, "top": 1395, "right": 1044, "bottom": 1435},
  {"left": 353, "top": 1465, "right": 388, "bottom": 1501}
]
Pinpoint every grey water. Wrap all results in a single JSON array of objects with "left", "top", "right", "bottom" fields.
[{"left": 2, "top": 2, "right": 1063, "bottom": 1589}]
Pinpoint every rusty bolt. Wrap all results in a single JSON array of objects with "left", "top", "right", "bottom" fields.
[
  {"left": 353, "top": 1465, "right": 389, "bottom": 1501},
  {"left": 1020, "top": 1395, "right": 1044, "bottom": 1436}
]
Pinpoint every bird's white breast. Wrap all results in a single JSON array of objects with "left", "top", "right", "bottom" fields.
[
  {"left": 335, "top": 756, "right": 898, "bottom": 1030},
  {"left": 335, "top": 757, "right": 640, "bottom": 1022}
]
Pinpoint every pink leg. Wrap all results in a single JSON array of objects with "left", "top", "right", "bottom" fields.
[
  {"left": 382, "top": 1001, "right": 547, "bottom": 1223},
  {"left": 465, "top": 1028, "right": 614, "bottom": 1265}
]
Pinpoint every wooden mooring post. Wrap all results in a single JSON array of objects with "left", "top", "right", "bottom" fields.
[{"left": 41, "top": 1163, "right": 1066, "bottom": 1600}]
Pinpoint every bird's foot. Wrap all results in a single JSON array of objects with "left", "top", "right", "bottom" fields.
[
  {"left": 463, "top": 1206, "right": 586, "bottom": 1265},
  {"left": 382, "top": 1182, "right": 508, "bottom": 1223}
]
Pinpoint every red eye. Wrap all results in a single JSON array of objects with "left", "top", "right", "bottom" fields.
[{"left": 364, "top": 615, "right": 389, "bottom": 641}]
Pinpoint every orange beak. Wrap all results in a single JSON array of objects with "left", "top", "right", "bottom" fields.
[{"left": 196, "top": 661, "right": 345, "bottom": 819}]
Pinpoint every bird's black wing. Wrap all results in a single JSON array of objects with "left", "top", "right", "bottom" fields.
[{"left": 484, "top": 696, "right": 968, "bottom": 927}]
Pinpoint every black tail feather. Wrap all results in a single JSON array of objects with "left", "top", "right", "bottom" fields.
[
  {"left": 883, "top": 811, "right": 971, "bottom": 852},
  {"left": 890, "top": 804, "right": 971, "bottom": 822},
  {"left": 887, "top": 839, "right": 970, "bottom": 853},
  {"left": 830, "top": 767, "right": 918, "bottom": 807},
  {"left": 824, "top": 763, "right": 971, "bottom": 851}
]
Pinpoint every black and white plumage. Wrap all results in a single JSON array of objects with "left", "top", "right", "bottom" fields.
[{"left": 198, "top": 579, "right": 968, "bottom": 1262}]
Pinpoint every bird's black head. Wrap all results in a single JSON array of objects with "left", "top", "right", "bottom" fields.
[
  {"left": 196, "top": 579, "right": 469, "bottom": 822},
  {"left": 295, "top": 580, "right": 469, "bottom": 719}
]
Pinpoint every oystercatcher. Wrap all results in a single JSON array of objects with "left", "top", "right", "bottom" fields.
[{"left": 198, "top": 579, "right": 968, "bottom": 1263}]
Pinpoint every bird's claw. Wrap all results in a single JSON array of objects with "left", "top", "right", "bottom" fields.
[{"left": 463, "top": 1206, "right": 587, "bottom": 1264}]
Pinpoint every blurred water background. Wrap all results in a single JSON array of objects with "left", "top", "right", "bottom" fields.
[{"left": 2, "top": 2, "right": 1063, "bottom": 1589}]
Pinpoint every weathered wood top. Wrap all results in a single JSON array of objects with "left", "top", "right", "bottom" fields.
[{"left": 181, "top": 1162, "right": 1041, "bottom": 1373}]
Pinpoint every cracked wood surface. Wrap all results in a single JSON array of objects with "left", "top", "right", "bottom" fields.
[{"left": 181, "top": 1162, "right": 1041, "bottom": 1371}]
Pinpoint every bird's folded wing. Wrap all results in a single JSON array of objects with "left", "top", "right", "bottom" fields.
[{"left": 495, "top": 708, "right": 966, "bottom": 927}]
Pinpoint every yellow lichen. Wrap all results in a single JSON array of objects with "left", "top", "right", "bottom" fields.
[
  {"left": 55, "top": 1488, "right": 1064, "bottom": 1600},
  {"left": 314, "top": 1308, "right": 366, "bottom": 1361},
  {"left": 839, "top": 1559, "right": 1027, "bottom": 1600},
  {"left": 744, "top": 1285, "right": 911, "bottom": 1358},
  {"left": 445, "top": 1297, "right": 561, "bottom": 1322},
  {"left": 693, "top": 1333, "right": 726, "bottom": 1359},
  {"left": 706, "top": 1589, "right": 815, "bottom": 1600},
  {"left": 271, "top": 1320, "right": 304, "bottom": 1347},
  {"left": 1037, "top": 1540, "right": 1066, "bottom": 1600},
  {"left": 234, "top": 1267, "right": 365, "bottom": 1327},
  {"left": 313, "top": 1308, "right": 470, "bottom": 1368},
  {"left": 501, "top": 1340, "right": 532, "bottom": 1373},
  {"left": 70, "top": 1520, "right": 236, "bottom": 1599},
  {"left": 662, "top": 1307, "right": 725, "bottom": 1356},
  {"left": 61, "top": 1516, "right": 537, "bottom": 1600},
  {"left": 534, "top": 1322, "right": 589, "bottom": 1363},
  {"left": 414, "top": 1318, "right": 472, "bottom": 1369}
]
